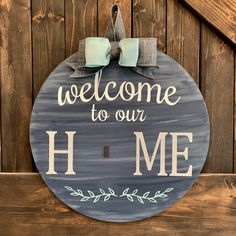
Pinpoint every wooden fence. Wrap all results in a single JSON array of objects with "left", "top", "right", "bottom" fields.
[
  {"left": 1, "top": 0, "right": 235, "bottom": 173},
  {"left": 0, "top": 0, "right": 235, "bottom": 235}
]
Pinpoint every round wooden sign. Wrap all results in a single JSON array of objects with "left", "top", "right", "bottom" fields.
[{"left": 30, "top": 50, "right": 210, "bottom": 222}]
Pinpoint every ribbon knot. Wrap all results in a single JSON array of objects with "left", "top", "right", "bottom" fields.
[
  {"left": 85, "top": 37, "right": 140, "bottom": 68},
  {"left": 67, "top": 4, "right": 158, "bottom": 80}
]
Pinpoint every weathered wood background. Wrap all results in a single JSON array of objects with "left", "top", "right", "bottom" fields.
[{"left": 0, "top": 0, "right": 235, "bottom": 234}]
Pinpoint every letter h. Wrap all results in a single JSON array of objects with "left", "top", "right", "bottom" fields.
[{"left": 46, "top": 131, "right": 76, "bottom": 175}]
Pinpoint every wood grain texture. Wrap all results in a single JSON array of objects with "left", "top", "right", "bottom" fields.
[
  {"left": 182, "top": 0, "right": 236, "bottom": 45},
  {"left": 0, "top": 0, "right": 32, "bottom": 171},
  {"left": 234, "top": 50, "right": 236, "bottom": 173},
  {"left": 133, "top": 0, "right": 166, "bottom": 52},
  {"left": 32, "top": 0, "right": 65, "bottom": 97},
  {"left": 167, "top": 0, "right": 200, "bottom": 84},
  {"left": 65, "top": 0, "right": 98, "bottom": 57},
  {"left": 116, "top": 0, "right": 131, "bottom": 37},
  {"left": 98, "top": 0, "right": 131, "bottom": 37},
  {"left": 104, "top": 146, "right": 109, "bottom": 158},
  {"left": 0, "top": 173, "right": 235, "bottom": 235},
  {"left": 201, "top": 23, "right": 234, "bottom": 173},
  {"left": 0, "top": 0, "right": 234, "bottom": 176}
]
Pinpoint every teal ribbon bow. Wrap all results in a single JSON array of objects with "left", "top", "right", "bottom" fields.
[
  {"left": 85, "top": 37, "right": 139, "bottom": 68},
  {"left": 67, "top": 4, "right": 158, "bottom": 80}
]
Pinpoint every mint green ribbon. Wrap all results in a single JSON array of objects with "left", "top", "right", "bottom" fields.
[{"left": 85, "top": 37, "right": 139, "bottom": 68}]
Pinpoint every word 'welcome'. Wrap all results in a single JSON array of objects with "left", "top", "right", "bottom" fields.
[{"left": 57, "top": 71, "right": 181, "bottom": 106}]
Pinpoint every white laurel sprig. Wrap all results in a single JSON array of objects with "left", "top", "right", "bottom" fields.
[
  {"left": 65, "top": 186, "right": 118, "bottom": 203},
  {"left": 120, "top": 188, "right": 174, "bottom": 204}
]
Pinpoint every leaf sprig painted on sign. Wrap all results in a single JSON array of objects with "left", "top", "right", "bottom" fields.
[
  {"left": 65, "top": 186, "right": 174, "bottom": 204},
  {"left": 120, "top": 187, "right": 174, "bottom": 204},
  {"left": 64, "top": 186, "right": 117, "bottom": 203}
]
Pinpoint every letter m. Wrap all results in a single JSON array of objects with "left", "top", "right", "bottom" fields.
[{"left": 133, "top": 132, "right": 168, "bottom": 176}]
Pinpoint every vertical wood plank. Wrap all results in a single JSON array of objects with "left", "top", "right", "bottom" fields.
[
  {"left": 167, "top": 0, "right": 200, "bottom": 84},
  {"left": 234, "top": 50, "right": 236, "bottom": 173},
  {"left": 201, "top": 23, "right": 234, "bottom": 172},
  {"left": 98, "top": 0, "right": 113, "bottom": 37},
  {"left": 0, "top": 0, "right": 33, "bottom": 171},
  {"left": 115, "top": 0, "right": 131, "bottom": 37},
  {"left": 133, "top": 0, "right": 167, "bottom": 52},
  {"left": 98, "top": 0, "right": 131, "bottom": 37},
  {"left": 32, "top": 0, "right": 65, "bottom": 98},
  {"left": 65, "top": 0, "right": 98, "bottom": 57}
]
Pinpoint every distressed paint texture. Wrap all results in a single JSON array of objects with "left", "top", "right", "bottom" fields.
[{"left": 30, "top": 50, "right": 210, "bottom": 222}]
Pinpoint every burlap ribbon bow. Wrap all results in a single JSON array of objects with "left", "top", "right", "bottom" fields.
[{"left": 67, "top": 4, "right": 158, "bottom": 79}]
